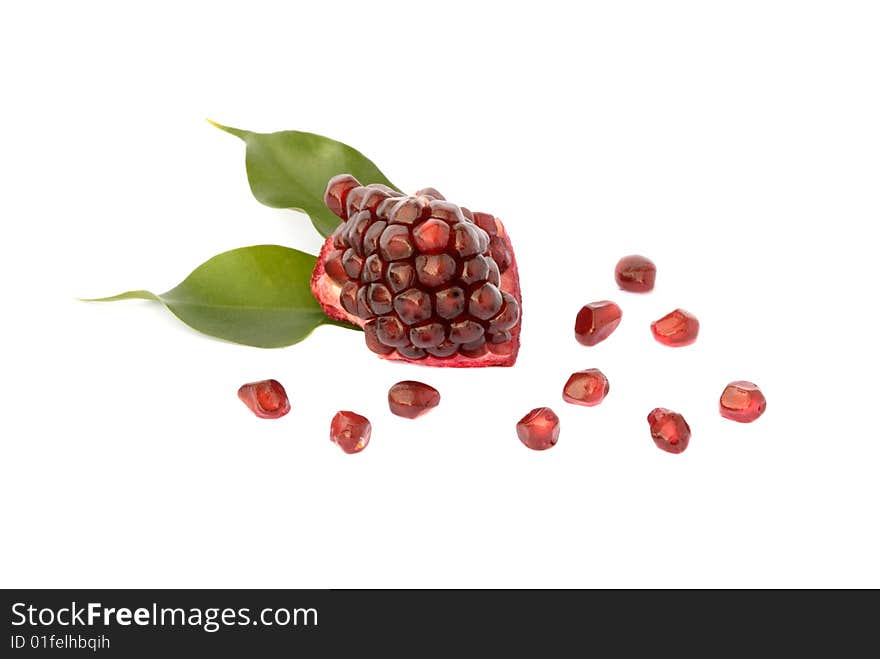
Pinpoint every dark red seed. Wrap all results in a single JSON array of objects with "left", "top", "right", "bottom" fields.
[
  {"left": 719, "top": 381, "right": 767, "bottom": 423},
  {"left": 346, "top": 210, "right": 372, "bottom": 255},
  {"left": 488, "top": 292, "right": 520, "bottom": 333},
  {"left": 379, "top": 224, "right": 414, "bottom": 261},
  {"left": 324, "top": 174, "right": 360, "bottom": 220},
  {"left": 397, "top": 344, "right": 427, "bottom": 360},
  {"left": 361, "top": 254, "right": 384, "bottom": 282},
  {"left": 562, "top": 369, "right": 609, "bottom": 407},
  {"left": 388, "top": 381, "right": 441, "bottom": 419},
  {"left": 238, "top": 379, "right": 291, "bottom": 419},
  {"left": 375, "top": 315, "right": 408, "bottom": 347},
  {"left": 389, "top": 197, "right": 427, "bottom": 224},
  {"left": 647, "top": 408, "right": 691, "bottom": 454},
  {"left": 429, "top": 200, "right": 465, "bottom": 223},
  {"left": 426, "top": 340, "right": 458, "bottom": 358},
  {"left": 452, "top": 223, "right": 483, "bottom": 258},
  {"left": 615, "top": 255, "right": 656, "bottom": 293},
  {"left": 362, "top": 220, "right": 387, "bottom": 256},
  {"left": 367, "top": 283, "right": 393, "bottom": 315},
  {"left": 356, "top": 286, "right": 375, "bottom": 319},
  {"left": 487, "top": 331, "right": 514, "bottom": 355},
  {"left": 393, "top": 288, "right": 433, "bottom": 325},
  {"left": 435, "top": 287, "right": 466, "bottom": 320},
  {"left": 460, "top": 337, "right": 488, "bottom": 357},
  {"left": 414, "top": 187, "right": 445, "bottom": 200},
  {"left": 469, "top": 283, "right": 503, "bottom": 320},
  {"left": 486, "top": 259, "right": 501, "bottom": 286},
  {"left": 413, "top": 219, "right": 451, "bottom": 254},
  {"left": 489, "top": 237, "right": 511, "bottom": 273},
  {"left": 516, "top": 407, "right": 560, "bottom": 451},
  {"left": 364, "top": 320, "right": 395, "bottom": 355},
  {"left": 342, "top": 248, "right": 364, "bottom": 279},
  {"left": 339, "top": 281, "right": 359, "bottom": 316},
  {"left": 323, "top": 249, "right": 347, "bottom": 285},
  {"left": 460, "top": 255, "right": 490, "bottom": 285},
  {"left": 330, "top": 411, "right": 371, "bottom": 454},
  {"left": 651, "top": 309, "right": 699, "bottom": 347},
  {"left": 415, "top": 254, "right": 456, "bottom": 288},
  {"left": 410, "top": 322, "right": 446, "bottom": 349},
  {"left": 386, "top": 262, "right": 415, "bottom": 293},
  {"left": 574, "top": 301, "right": 622, "bottom": 347},
  {"left": 449, "top": 319, "right": 484, "bottom": 344}
]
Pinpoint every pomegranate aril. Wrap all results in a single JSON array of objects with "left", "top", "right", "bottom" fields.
[
  {"left": 323, "top": 249, "right": 347, "bottom": 284},
  {"left": 472, "top": 211, "right": 498, "bottom": 236},
  {"left": 355, "top": 286, "right": 374, "bottom": 319},
  {"left": 489, "top": 236, "right": 511, "bottom": 273},
  {"left": 379, "top": 224, "right": 414, "bottom": 261},
  {"left": 487, "top": 331, "right": 514, "bottom": 355},
  {"left": 388, "top": 380, "right": 441, "bottom": 419},
  {"left": 469, "top": 282, "right": 503, "bottom": 320},
  {"left": 398, "top": 344, "right": 427, "bottom": 359},
  {"left": 488, "top": 292, "right": 520, "bottom": 333},
  {"left": 410, "top": 322, "right": 446, "bottom": 348},
  {"left": 413, "top": 219, "right": 451, "bottom": 253},
  {"left": 390, "top": 197, "right": 428, "bottom": 224},
  {"left": 449, "top": 319, "right": 484, "bottom": 344},
  {"left": 719, "top": 381, "right": 767, "bottom": 423},
  {"left": 394, "top": 288, "right": 433, "bottom": 325},
  {"left": 362, "top": 220, "right": 387, "bottom": 256},
  {"left": 574, "top": 300, "right": 622, "bottom": 347},
  {"left": 615, "top": 254, "right": 656, "bottom": 293},
  {"left": 345, "top": 210, "right": 372, "bottom": 255},
  {"left": 330, "top": 411, "right": 371, "bottom": 454},
  {"left": 516, "top": 407, "right": 560, "bottom": 451},
  {"left": 364, "top": 320, "right": 395, "bottom": 355},
  {"left": 386, "top": 262, "right": 415, "bottom": 293},
  {"left": 452, "top": 223, "right": 483, "bottom": 258},
  {"left": 324, "top": 174, "right": 360, "bottom": 220},
  {"left": 342, "top": 248, "right": 364, "bottom": 279},
  {"left": 362, "top": 254, "right": 384, "bottom": 282},
  {"left": 415, "top": 253, "right": 456, "bottom": 288},
  {"left": 429, "top": 200, "right": 465, "bottom": 223},
  {"left": 435, "top": 287, "right": 466, "bottom": 319},
  {"left": 367, "top": 283, "right": 393, "bottom": 315},
  {"left": 414, "top": 187, "right": 444, "bottom": 200},
  {"left": 375, "top": 315, "right": 408, "bottom": 347},
  {"left": 651, "top": 308, "right": 699, "bottom": 347},
  {"left": 427, "top": 340, "right": 458, "bottom": 358},
  {"left": 238, "top": 379, "right": 291, "bottom": 419},
  {"left": 460, "top": 255, "right": 490, "bottom": 285},
  {"left": 486, "top": 259, "right": 501, "bottom": 287},
  {"left": 339, "top": 281, "right": 359, "bottom": 316},
  {"left": 460, "top": 337, "right": 488, "bottom": 357},
  {"left": 647, "top": 408, "right": 691, "bottom": 454},
  {"left": 562, "top": 369, "right": 609, "bottom": 407}
]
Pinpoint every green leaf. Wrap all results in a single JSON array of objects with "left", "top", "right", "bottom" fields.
[
  {"left": 84, "top": 245, "right": 358, "bottom": 348},
  {"left": 210, "top": 121, "right": 399, "bottom": 238}
]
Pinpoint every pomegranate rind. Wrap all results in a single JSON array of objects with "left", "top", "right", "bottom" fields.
[{"left": 310, "top": 217, "right": 521, "bottom": 368}]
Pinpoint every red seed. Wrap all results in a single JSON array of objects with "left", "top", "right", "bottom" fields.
[
  {"left": 388, "top": 381, "right": 441, "bottom": 419},
  {"left": 615, "top": 255, "right": 656, "bottom": 292},
  {"left": 647, "top": 408, "right": 690, "bottom": 454},
  {"left": 330, "top": 411, "right": 371, "bottom": 454},
  {"left": 324, "top": 174, "right": 360, "bottom": 220},
  {"left": 562, "top": 369, "right": 609, "bottom": 406},
  {"left": 237, "top": 379, "right": 291, "bottom": 419},
  {"left": 719, "top": 381, "right": 767, "bottom": 423},
  {"left": 516, "top": 407, "right": 560, "bottom": 451},
  {"left": 574, "top": 301, "right": 622, "bottom": 346},
  {"left": 651, "top": 308, "right": 700, "bottom": 347}
]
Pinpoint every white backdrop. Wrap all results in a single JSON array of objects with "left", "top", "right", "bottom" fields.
[{"left": 2, "top": 1, "right": 878, "bottom": 588}]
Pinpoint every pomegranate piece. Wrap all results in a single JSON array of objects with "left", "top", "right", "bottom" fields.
[
  {"left": 237, "top": 379, "right": 290, "bottom": 419},
  {"left": 615, "top": 254, "right": 656, "bottom": 292},
  {"left": 516, "top": 407, "right": 560, "bottom": 451},
  {"left": 647, "top": 408, "right": 690, "bottom": 454},
  {"left": 562, "top": 369, "right": 609, "bottom": 406},
  {"left": 574, "top": 301, "right": 622, "bottom": 346},
  {"left": 310, "top": 174, "right": 521, "bottom": 367},
  {"left": 719, "top": 381, "right": 767, "bottom": 423},
  {"left": 388, "top": 380, "right": 441, "bottom": 418},
  {"left": 651, "top": 308, "right": 699, "bottom": 347},
  {"left": 329, "top": 411, "right": 371, "bottom": 454}
]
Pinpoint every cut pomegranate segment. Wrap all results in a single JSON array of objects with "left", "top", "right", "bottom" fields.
[
  {"left": 310, "top": 175, "right": 521, "bottom": 367},
  {"left": 719, "top": 381, "right": 767, "bottom": 423},
  {"left": 574, "top": 301, "right": 622, "bottom": 347},
  {"left": 562, "top": 369, "right": 609, "bottom": 406},
  {"left": 647, "top": 408, "right": 690, "bottom": 454},
  {"left": 330, "top": 411, "right": 371, "bottom": 454},
  {"left": 516, "top": 407, "right": 560, "bottom": 451},
  {"left": 237, "top": 379, "right": 290, "bottom": 419},
  {"left": 615, "top": 254, "right": 656, "bottom": 292},
  {"left": 651, "top": 308, "right": 700, "bottom": 347},
  {"left": 388, "top": 381, "right": 441, "bottom": 418}
]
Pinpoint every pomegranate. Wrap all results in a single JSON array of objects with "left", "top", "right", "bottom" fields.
[
  {"left": 237, "top": 379, "right": 290, "bottom": 419},
  {"left": 311, "top": 175, "right": 521, "bottom": 367}
]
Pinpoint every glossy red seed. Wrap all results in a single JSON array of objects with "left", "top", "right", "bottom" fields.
[
  {"left": 415, "top": 253, "right": 456, "bottom": 288},
  {"left": 435, "top": 287, "right": 466, "bottom": 319},
  {"left": 323, "top": 249, "right": 347, "bottom": 284},
  {"left": 330, "top": 411, "right": 371, "bottom": 454},
  {"left": 388, "top": 381, "right": 441, "bottom": 419},
  {"left": 489, "top": 236, "right": 511, "bottom": 272},
  {"left": 468, "top": 282, "right": 503, "bottom": 320},
  {"left": 386, "top": 262, "right": 415, "bottom": 293},
  {"left": 394, "top": 288, "right": 432, "bottom": 325},
  {"left": 615, "top": 254, "right": 656, "bottom": 292},
  {"left": 516, "top": 407, "right": 560, "bottom": 451},
  {"left": 574, "top": 301, "right": 622, "bottom": 347},
  {"left": 324, "top": 174, "right": 360, "bottom": 220},
  {"left": 389, "top": 197, "right": 428, "bottom": 224},
  {"left": 375, "top": 315, "right": 409, "bottom": 347},
  {"left": 651, "top": 308, "right": 699, "bottom": 347},
  {"left": 379, "top": 224, "right": 414, "bottom": 261},
  {"left": 562, "top": 369, "right": 609, "bottom": 406},
  {"left": 410, "top": 322, "right": 446, "bottom": 348},
  {"left": 719, "top": 381, "right": 767, "bottom": 423},
  {"left": 647, "top": 408, "right": 690, "bottom": 454},
  {"left": 364, "top": 320, "right": 395, "bottom": 355},
  {"left": 237, "top": 379, "right": 291, "bottom": 419},
  {"left": 413, "top": 219, "right": 451, "bottom": 254}
]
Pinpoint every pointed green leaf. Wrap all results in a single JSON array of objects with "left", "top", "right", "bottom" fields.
[
  {"left": 210, "top": 121, "right": 399, "bottom": 238},
  {"left": 85, "top": 245, "right": 359, "bottom": 348}
]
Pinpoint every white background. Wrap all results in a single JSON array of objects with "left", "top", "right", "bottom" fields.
[{"left": 2, "top": 1, "right": 878, "bottom": 588}]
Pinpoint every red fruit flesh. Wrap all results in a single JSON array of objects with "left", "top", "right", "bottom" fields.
[
  {"left": 388, "top": 380, "right": 441, "bottom": 418},
  {"left": 647, "top": 408, "right": 690, "bottom": 454},
  {"left": 719, "top": 381, "right": 767, "bottom": 423},
  {"left": 574, "top": 301, "right": 622, "bottom": 346},
  {"left": 311, "top": 175, "right": 522, "bottom": 367},
  {"left": 615, "top": 255, "right": 656, "bottom": 292},
  {"left": 516, "top": 407, "right": 560, "bottom": 450},
  {"left": 562, "top": 369, "right": 609, "bottom": 406},
  {"left": 651, "top": 308, "right": 699, "bottom": 347},
  {"left": 237, "top": 379, "right": 290, "bottom": 419},
  {"left": 329, "top": 411, "right": 371, "bottom": 454}
]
